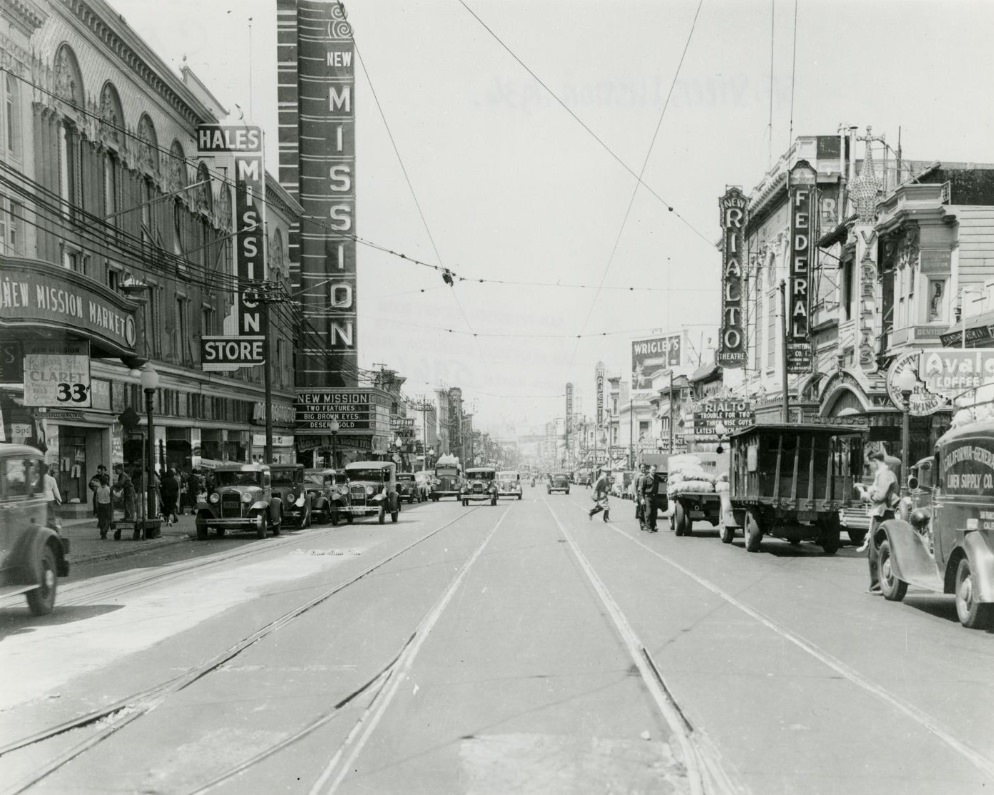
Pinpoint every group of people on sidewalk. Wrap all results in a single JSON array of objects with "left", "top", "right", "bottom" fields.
[
  {"left": 587, "top": 463, "right": 662, "bottom": 531},
  {"left": 83, "top": 464, "right": 208, "bottom": 540}
]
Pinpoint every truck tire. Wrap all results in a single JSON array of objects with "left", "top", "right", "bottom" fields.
[
  {"left": 745, "top": 511, "right": 763, "bottom": 552},
  {"left": 955, "top": 557, "right": 994, "bottom": 628},
  {"left": 255, "top": 512, "right": 266, "bottom": 539},
  {"left": 674, "top": 502, "right": 689, "bottom": 537},
  {"left": 720, "top": 522, "right": 735, "bottom": 544},
  {"left": 879, "top": 540, "right": 907, "bottom": 602}
]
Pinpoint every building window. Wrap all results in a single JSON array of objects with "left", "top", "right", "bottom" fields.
[
  {"left": 841, "top": 259, "right": 854, "bottom": 322},
  {"left": 175, "top": 295, "right": 189, "bottom": 364},
  {"left": 59, "top": 123, "right": 83, "bottom": 221},
  {"left": 104, "top": 152, "right": 119, "bottom": 228},
  {"left": 4, "top": 73, "right": 21, "bottom": 158},
  {"left": 0, "top": 199, "right": 23, "bottom": 255},
  {"left": 63, "top": 247, "right": 87, "bottom": 275},
  {"left": 201, "top": 305, "right": 215, "bottom": 337},
  {"left": 928, "top": 279, "right": 946, "bottom": 322},
  {"left": 107, "top": 267, "right": 122, "bottom": 292},
  {"left": 767, "top": 289, "right": 777, "bottom": 371}
]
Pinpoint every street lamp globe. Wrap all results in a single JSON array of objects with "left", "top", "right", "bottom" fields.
[
  {"left": 895, "top": 367, "right": 916, "bottom": 398},
  {"left": 140, "top": 364, "right": 160, "bottom": 392}
]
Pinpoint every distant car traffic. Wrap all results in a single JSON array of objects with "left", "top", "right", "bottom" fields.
[
  {"left": 461, "top": 467, "right": 498, "bottom": 506},
  {"left": 397, "top": 472, "right": 421, "bottom": 504},
  {"left": 342, "top": 461, "right": 400, "bottom": 524},
  {"left": 0, "top": 444, "right": 70, "bottom": 615},
  {"left": 497, "top": 470, "right": 523, "bottom": 500},
  {"left": 196, "top": 463, "right": 282, "bottom": 539},
  {"left": 548, "top": 473, "right": 570, "bottom": 494},
  {"left": 270, "top": 463, "right": 312, "bottom": 528}
]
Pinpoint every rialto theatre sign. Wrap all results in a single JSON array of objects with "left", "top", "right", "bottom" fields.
[{"left": 716, "top": 187, "right": 747, "bottom": 368}]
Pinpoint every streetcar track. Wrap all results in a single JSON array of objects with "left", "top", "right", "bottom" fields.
[
  {"left": 0, "top": 506, "right": 491, "bottom": 795},
  {"left": 544, "top": 500, "right": 720, "bottom": 795},
  {"left": 309, "top": 506, "right": 511, "bottom": 795},
  {"left": 585, "top": 506, "right": 994, "bottom": 783}
]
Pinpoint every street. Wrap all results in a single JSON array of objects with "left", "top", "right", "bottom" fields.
[{"left": 1, "top": 487, "right": 992, "bottom": 795}]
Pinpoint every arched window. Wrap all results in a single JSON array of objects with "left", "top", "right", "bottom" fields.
[
  {"left": 167, "top": 139, "right": 187, "bottom": 197},
  {"left": 195, "top": 161, "right": 212, "bottom": 215},
  {"left": 54, "top": 45, "right": 84, "bottom": 220},
  {"left": 99, "top": 83, "right": 126, "bottom": 228},
  {"left": 136, "top": 114, "right": 160, "bottom": 177}
]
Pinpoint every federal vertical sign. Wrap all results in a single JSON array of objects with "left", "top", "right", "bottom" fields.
[
  {"left": 787, "top": 160, "right": 816, "bottom": 374},
  {"left": 277, "top": 0, "right": 357, "bottom": 388},
  {"left": 596, "top": 367, "right": 605, "bottom": 428},
  {"left": 717, "top": 187, "right": 747, "bottom": 368}
]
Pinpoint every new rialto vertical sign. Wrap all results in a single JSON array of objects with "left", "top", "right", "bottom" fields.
[{"left": 716, "top": 187, "right": 747, "bottom": 368}]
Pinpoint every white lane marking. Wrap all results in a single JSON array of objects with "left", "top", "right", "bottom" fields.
[
  {"left": 544, "top": 503, "right": 707, "bottom": 795},
  {"left": 310, "top": 507, "right": 511, "bottom": 795},
  {"left": 595, "top": 511, "right": 994, "bottom": 781}
]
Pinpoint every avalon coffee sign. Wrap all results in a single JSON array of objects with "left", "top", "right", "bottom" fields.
[{"left": 717, "top": 187, "right": 747, "bottom": 368}]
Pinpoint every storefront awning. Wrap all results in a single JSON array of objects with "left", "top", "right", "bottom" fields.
[{"left": 940, "top": 309, "right": 994, "bottom": 347}]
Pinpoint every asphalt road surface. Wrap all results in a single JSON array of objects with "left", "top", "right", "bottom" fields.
[{"left": 1, "top": 487, "right": 991, "bottom": 794}]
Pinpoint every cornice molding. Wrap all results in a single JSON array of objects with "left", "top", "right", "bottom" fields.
[
  {"left": 57, "top": 0, "right": 215, "bottom": 128},
  {"left": 0, "top": 0, "right": 47, "bottom": 36}
]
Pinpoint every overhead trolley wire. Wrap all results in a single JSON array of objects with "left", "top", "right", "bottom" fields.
[{"left": 456, "top": 0, "right": 714, "bottom": 250}]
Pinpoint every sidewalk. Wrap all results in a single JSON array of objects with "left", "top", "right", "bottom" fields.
[{"left": 61, "top": 512, "right": 194, "bottom": 565}]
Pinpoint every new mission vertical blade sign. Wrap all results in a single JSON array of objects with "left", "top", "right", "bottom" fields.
[
  {"left": 278, "top": 0, "right": 357, "bottom": 387},
  {"left": 717, "top": 186, "right": 747, "bottom": 369}
]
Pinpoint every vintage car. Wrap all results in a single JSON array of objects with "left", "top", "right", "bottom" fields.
[
  {"left": 0, "top": 444, "right": 70, "bottom": 616},
  {"left": 195, "top": 463, "right": 281, "bottom": 539},
  {"left": 431, "top": 455, "right": 462, "bottom": 501},
  {"left": 342, "top": 461, "right": 400, "bottom": 523},
  {"left": 547, "top": 473, "right": 571, "bottom": 495},
  {"left": 414, "top": 471, "right": 434, "bottom": 501},
  {"left": 397, "top": 472, "right": 421, "bottom": 504},
  {"left": 303, "top": 468, "right": 348, "bottom": 525},
  {"left": 461, "top": 467, "right": 498, "bottom": 506},
  {"left": 876, "top": 421, "right": 994, "bottom": 629},
  {"left": 496, "top": 470, "right": 523, "bottom": 500},
  {"left": 270, "top": 463, "right": 312, "bottom": 528}
]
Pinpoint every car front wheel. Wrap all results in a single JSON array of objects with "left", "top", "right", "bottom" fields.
[
  {"left": 26, "top": 546, "right": 57, "bottom": 616},
  {"left": 878, "top": 540, "right": 907, "bottom": 602},
  {"left": 955, "top": 557, "right": 994, "bottom": 628}
]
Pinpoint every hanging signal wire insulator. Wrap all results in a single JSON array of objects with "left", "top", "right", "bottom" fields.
[{"left": 442, "top": 270, "right": 454, "bottom": 286}]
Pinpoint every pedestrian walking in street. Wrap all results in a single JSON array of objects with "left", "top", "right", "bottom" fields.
[
  {"left": 856, "top": 449, "right": 899, "bottom": 593},
  {"left": 88, "top": 464, "right": 107, "bottom": 517},
  {"left": 96, "top": 474, "right": 113, "bottom": 539},
  {"left": 160, "top": 468, "right": 180, "bottom": 526},
  {"left": 641, "top": 464, "right": 658, "bottom": 532},
  {"left": 39, "top": 462, "right": 62, "bottom": 531},
  {"left": 634, "top": 464, "right": 648, "bottom": 526},
  {"left": 588, "top": 468, "right": 611, "bottom": 522}
]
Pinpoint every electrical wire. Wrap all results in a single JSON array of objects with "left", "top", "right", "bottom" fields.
[{"left": 456, "top": 0, "right": 714, "bottom": 250}]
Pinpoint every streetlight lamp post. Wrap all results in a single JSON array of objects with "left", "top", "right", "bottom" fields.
[
  {"left": 140, "top": 364, "right": 160, "bottom": 539},
  {"left": 328, "top": 419, "right": 340, "bottom": 469},
  {"left": 895, "top": 367, "right": 917, "bottom": 493}
]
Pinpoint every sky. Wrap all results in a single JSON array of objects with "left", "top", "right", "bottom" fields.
[{"left": 109, "top": 0, "right": 994, "bottom": 439}]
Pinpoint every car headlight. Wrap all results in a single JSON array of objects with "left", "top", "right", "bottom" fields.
[
  {"left": 366, "top": 485, "right": 374, "bottom": 496},
  {"left": 209, "top": 492, "right": 220, "bottom": 504},
  {"left": 295, "top": 493, "right": 305, "bottom": 507},
  {"left": 242, "top": 492, "right": 253, "bottom": 504}
]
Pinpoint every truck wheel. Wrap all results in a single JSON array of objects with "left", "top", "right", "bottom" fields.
[
  {"left": 255, "top": 512, "right": 266, "bottom": 539},
  {"left": 196, "top": 520, "right": 209, "bottom": 540},
  {"left": 720, "top": 522, "right": 735, "bottom": 544},
  {"left": 879, "top": 540, "right": 907, "bottom": 602},
  {"left": 26, "top": 547, "right": 57, "bottom": 616},
  {"left": 378, "top": 505, "right": 386, "bottom": 524},
  {"left": 745, "top": 511, "right": 763, "bottom": 552},
  {"left": 674, "top": 503, "right": 688, "bottom": 536},
  {"left": 955, "top": 558, "right": 994, "bottom": 628}
]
